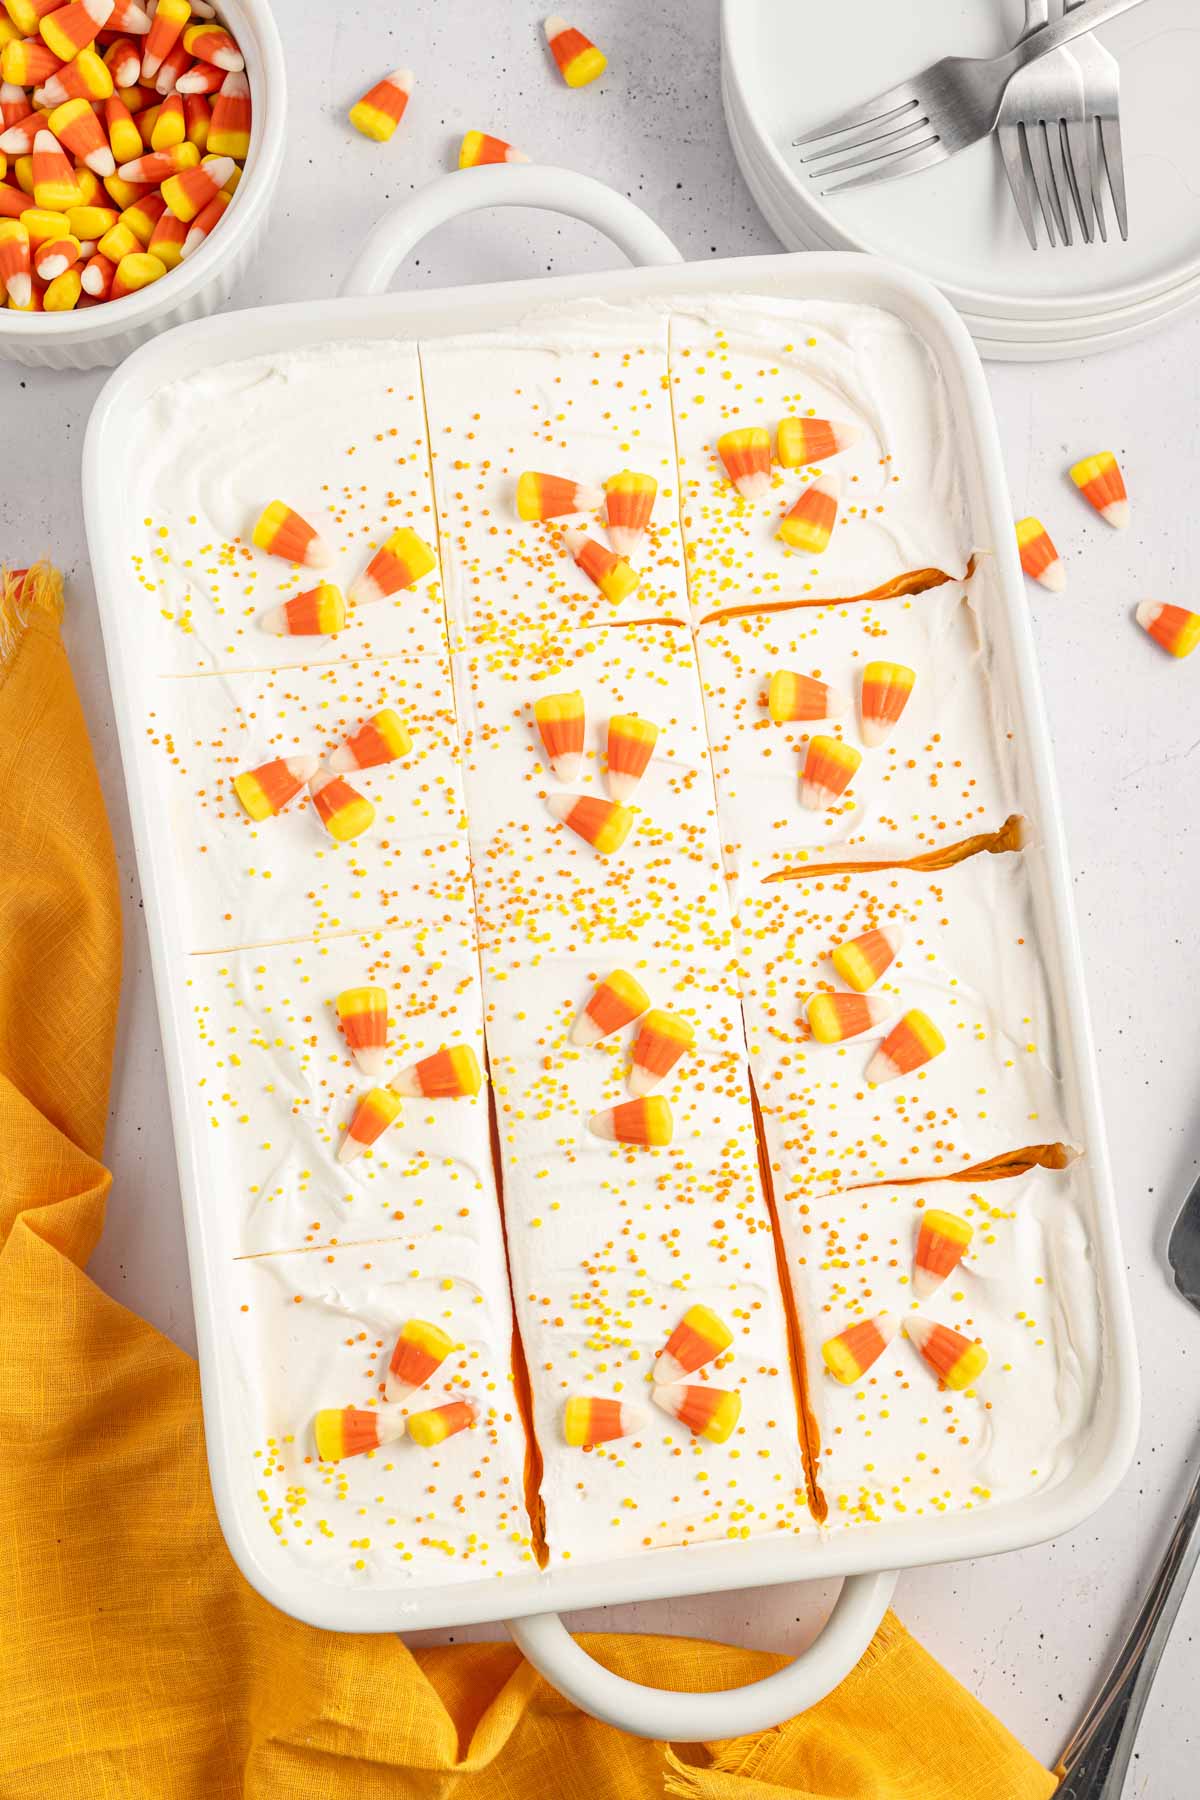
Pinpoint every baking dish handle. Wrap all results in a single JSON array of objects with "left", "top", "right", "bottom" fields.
[
  {"left": 340, "top": 165, "right": 683, "bottom": 295},
  {"left": 507, "top": 1567, "right": 897, "bottom": 1742}
]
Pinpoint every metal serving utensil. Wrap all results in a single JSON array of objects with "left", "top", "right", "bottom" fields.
[
  {"left": 791, "top": 0, "right": 1148, "bottom": 197},
  {"left": 1055, "top": 1171, "right": 1200, "bottom": 1796}
]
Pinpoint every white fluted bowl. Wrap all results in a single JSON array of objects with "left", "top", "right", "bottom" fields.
[{"left": 0, "top": 0, "right": 285, "bottom": 370}]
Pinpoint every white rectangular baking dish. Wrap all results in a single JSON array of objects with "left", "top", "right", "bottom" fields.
[{"left": 83, "top": 166, "right": 1139, "bottom": 1740}]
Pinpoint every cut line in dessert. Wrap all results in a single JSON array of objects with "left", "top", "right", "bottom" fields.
[
  {"left": 697, "top": 557, "right": 979, "bottom": 629},
  {"left": 762, "top": 813, "right": 1027, "bottom": 885}
]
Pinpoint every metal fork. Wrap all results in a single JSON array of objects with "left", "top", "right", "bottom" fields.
[
  {"left": 792, "top": 0, "right": 1148, "bottom": 197},
  {"left": 998, "top": 0, "right": 1092, "bottom": 247},
  {"left": 1054, "top": 1169, "right": 1200, "bottom": 1796},
  {"left": 1063, "top": 0, "right": 1129, "bottom": 240}
]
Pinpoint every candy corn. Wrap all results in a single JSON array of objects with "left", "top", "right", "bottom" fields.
[
  {"left": 147, "top": 203, "right": 185, "bottom": 267},
  {"left": 821, "top": 1313, "right": 896, "bottom": 1385},
  {"left": 46, "top": 95, "right": 113, "bottom": 174},
  {"left": 0, "top": 216, "right": 30, "bottom": 304},
  {"left": 385, "top": 1318, "right": 454, "bottom": 1403},
  {"left": 865, "top": 1009, "right": 945, "bottom": 1085},
  {"left": 1015, "top": 516, "right": 1065, "bottom": 592},
  {"left": 3, "top": 0, "right": 57, "bottom": 32},
  {"left": 150, "top": 91, "right": 186, "bottom": 151},
  {"left": 588, "top": 1095, "right": 673, "bottom": 1147},
  {"left": 31, "top": 126, "right": 79, "bottom": 209},
  {"left": 259, "top": 582, "right": 345, "bottom": 636},
  {"left": 120, "top": 189, "right": 164, "bottom": 244},
  {"left": 776, "top": 415, "right": 860, "bottom": 469},
  {"left": 562, "top": 528, "right": 639, "bottom": 605},
  {"left": 347, "top": 526, "right": 435, "bottom": 605},
  {"left": 107, "top": 0, "right": 150, "bottom": 28},
  {"left": 717, "top": 426, "right": 770, "bottom": 500},
  {"left": 39, "top": 0, "right": 112, "bottom": 63},
  {"left": 546, "top": 792, "right": 634, "bottom": 854},
  {"left": 116, "top": 142, "right": 198, "bottom": 182},
  {"left": 140, "top": 0, "right": 188, "bottom": 83},
  {"left": 516, "top": 470, "right": 603, "bottom": 520},
  {"left": 181, "top": 21, "right": 243, "bottom": 70},
  {"left": 628, "top": 1009, "right": 694, "bottom": 1095},
  {"left": 309, "top": 768, "right": 374, "bottom": 843},
  {"left": 1070, "top": 451, "right": 1128, "bottom": 528},
  {"left": 0, "top": 182, "right": 24, "bottom": 217},
  {"left": 606, "top": 713, "right": 658, "bottom": 802},
  {"left": 1, "top": 39, "right": 60, "bottom": 89},
  {"left": 800, "top": 735, "right": 861, "bottom": 811},
  {"left": 830, "top": 924, "right": 902, "bottom": 993},
  {"left": 406, "top": 1397, "right": 478, "bottom": 1447},
  {"left": 570, "top": 969, "right": 649, "bottom": 1046},
  {"left": 390, "top": 1045, "right": 483, "bottom": 1100},
  {"left": 767, "top": 670, "right": 846, "bottom": 724},
  {"left": 251, "top": 500, "right": 331, "bottom": 568},
  {"left": 0, "top": 112, "right": 46, "bottom": 157},
  {"left": 176, "top": 59, "right": 226, "bottom": 95},
  {"left": 32, "top": 225, "right": 75, "bottom": 276},
  {"left": 652, "top": 1383, "right": 741, "bottom": 1443},
  {"left": 0, "top": 85, "right": 26, "bottom": 131},
  {"left": 183, "top": 92, "right": 211, "bottom": 150},
  {"left": 79, "top": 246, "right": 111, "bottom": 295},
  {"left": 207, "top": 67, "right": 249, "bottom": 157},
  {"left": 161, "top": 151, "right": 232, "bottom": 219},
  {"left": 653, "top": 1304, "right": 732, "bottom": 1385},
  {"left": 329, "top": 708, "right": 411, "bottom": 773},
  {"left": 804, "top": 991, "right": 890, "bottom": 1044},
  {"left": 913, "top": 1210, "right": 974, "bottom": 1300},
  {"left": 563, "top": 1397, "right": 647, "bottom": 1446},
  {"left": 335, "top": 985, "right": 389, "bottom": 1077},
  {"left": 349, "top": 66, "right": 411, "bottom": 143},
  {"left": 458, "top": 130, "right": 527, "bottom": 168},
  {"left": 337, "top": 1085, "right": 402, "bottom": 1163},
  {"left": 41, "top": 262, "right": 75, "bottom": 305},
  {"left": 1136, "top": 600, "right": 1200, "bottom": 660},
  {"left": 859, "top": 660, "right": 915, "bottom": 747},
  {"left": 36, "top": 47, "right": 112, "bottom": 104},
  {"left": 544, "top": 15, "right": 605, "bottom": 86},
  {"left": 534, "top": 689, "right": 585, "bottom": 783},
  {"left": 103, "top": 93, "right": 140, "bottom": 162},
  {"left": 179, "top": 185, "right": 226, "bottom": 256},
  {"left": 232, "top": 754, "right": 318, "bottom": 823},
  {"left": 152, "top": 37, "right": 193, "bottom": 95},
  {"left": 102, "top": 35, "right": 140, "bottom": 88},
  {"left": 603, "top": 469, "right": 656, "bottom": 556},
  {"left": 778, "top": 472, "right": 839, "bottom": 553},
  {"left": 904, "top": 1316, "right": 988, "bottom": 1390},
  {"left": 313, "top": 1404, "right": 406, "bottom": 1462}
]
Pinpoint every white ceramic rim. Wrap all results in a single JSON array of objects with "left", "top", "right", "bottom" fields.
[
  {"left": 82, "top": 177, "right": 1140, "bottom": 1662},
  {"left": 721, "top": 0, "right": 1200, "bottom": 327},
  {"left": 0, "top": 0, "right": 286, "bottom": 349},
  {"left": 722, "top": 62, "right": 1200, "bottom": 353}
]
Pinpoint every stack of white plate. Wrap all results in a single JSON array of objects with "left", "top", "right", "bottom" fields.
[{"left": 722, "top": 0, "right": 1200, "bottom": 361}]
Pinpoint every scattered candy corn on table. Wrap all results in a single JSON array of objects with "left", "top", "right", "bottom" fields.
[{"left": 4, "top": 0, "right": 1200, "bottom": 1788}]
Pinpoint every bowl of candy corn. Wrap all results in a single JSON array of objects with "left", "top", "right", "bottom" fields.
[{"left": 0, "top": 0, "right": 285, "bottom": 368}]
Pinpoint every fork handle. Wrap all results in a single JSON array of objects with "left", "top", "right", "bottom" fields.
[
  {"left": 1055, "top": 1451, "right": 1200, "bottom": 1797},
  {"left": 1004, "top": 0, "right": 1148, "bottom": 70}
]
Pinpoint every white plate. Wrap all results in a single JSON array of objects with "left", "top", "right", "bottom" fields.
[
  {"left": 723, "top": 67, "right": 1200, "bottom": 358},
  {"left": 723, "top": 0, "right": 1200, "bottom": 332}
]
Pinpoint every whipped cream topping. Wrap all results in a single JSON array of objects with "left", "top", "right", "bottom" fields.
[
  {"left": 117, "top": 293, "right": 1101, "bottom": 1598},
  {"left": 791, "top": 1167, "right": 1101, "bottom": 1525}
]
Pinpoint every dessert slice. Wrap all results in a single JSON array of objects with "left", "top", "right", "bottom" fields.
[{"left": 667, "top": 296, "right": 972, "bottom": 618}]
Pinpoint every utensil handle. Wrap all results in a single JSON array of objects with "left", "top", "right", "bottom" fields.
[
  {"left": 1056, "top": 1454, "right": 1200, "bottom": 1797},
  {"left": 506, "top": 1570, "right": 896, "bottom": 1742},
  {"left": 1005, "top": 0, "right": 1147, "bottom": 69},
  {"left": 340, "top": 166, "right": 683, "bottom": 296}
]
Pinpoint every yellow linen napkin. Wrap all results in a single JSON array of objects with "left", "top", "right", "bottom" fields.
[{"left": 0, "top": 566, "right": 1058, "bottom": 1799}]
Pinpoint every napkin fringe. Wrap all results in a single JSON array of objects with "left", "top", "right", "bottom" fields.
[{"left": 0, "top": 562, "right": 63, "bottom": 669}]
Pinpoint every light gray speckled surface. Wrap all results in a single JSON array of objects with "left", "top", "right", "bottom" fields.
[{"left": 2, "top": 2, "right": 1197, "bottom": 1788}]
